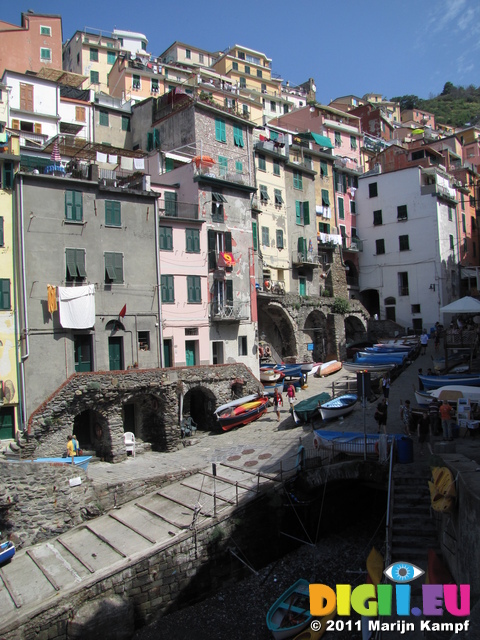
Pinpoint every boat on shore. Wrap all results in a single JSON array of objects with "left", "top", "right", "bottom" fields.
[
  {"left": 318, "top": 360, "right": 342, "bottom": 377},
  {"left": 355, "top": 351, "right": 407, "bottom": 364},
  {"left": 216, "top": 396, "right": 269, "bottom": 432},
  {"left": 266, "top": 578, "right": 312, "bottom": 640},
  {"left": 215, "top": 393, "right": 262, "bottom": 416},
  {"left": 313, "top": 430, "right": 392, "bottom": 456},
  {"left": 275, "top": 364, "right": 304, "bottom": 379},
  {"left": 293, "top": 392, "right": 331, "bottom": 424},
  {"left": 0, "top": 541, "right": 15, "bottom": 565},
  {"left": 260, "top": 368, "right": 283, "bottom": 383},
  {"left": 419, "top": 373, "right": 480, "bottom": 391},
  {"left": 415, "top": 385, "right": 480, "bottom": 406},
  {"left": 262, "top": 373, "right": 285, "bottom": 396},
  {"left": 343, "top": 361, "right": 396, "bottom": 374},
  {"left": 33, "top": 456, "right": 93, "bottom": 470},
  {"left": 318, "top": 394, "right": 357, "bottom": 421}
]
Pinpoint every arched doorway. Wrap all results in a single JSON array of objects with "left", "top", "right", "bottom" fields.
[
  {"left": 344, "top": 314, "right": 367, "bottom": 346},
  {"left": 258, "top": 301, "right": 298, "bottom": 360},
  {"left": 385, "top": 297, "right": 396, "bottom": 322},
  {"left": 303, "top": 309, "right": 328, "bottom": 362},
  {"left": 183, "top": 386, "right": 217, "bottom": 432},
  {"left": 73, "top": 409, "right": 109, "bottom": 459},
  {"left": 360, "top": 289, "right": 380, "bottom": 318}
]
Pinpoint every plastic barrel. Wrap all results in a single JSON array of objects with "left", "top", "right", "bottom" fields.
[{"left": 396, "top": 436, "right": 414, "bottom": 463}]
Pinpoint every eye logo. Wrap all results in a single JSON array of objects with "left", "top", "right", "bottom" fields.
[{"left": 384, "top": 561, "right": 424, "bottom": 583}]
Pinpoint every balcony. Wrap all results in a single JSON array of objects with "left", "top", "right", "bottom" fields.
[
  {"left": 158, "top": 199, "right": 199, "bottom": 220},
  {"left": 210, "top": 301, "right": 250, "bottom": 321},
  {"left": 254, "top": 140, "right": 287, "bottom": 157},
  {"left": 292, "top": 252, "right": 320, "bottom": 267},
  {"left": 194, "top": 164, "right": 251, "bottom": 187},
  {"left": 258, "top": 280, "right": 285, "bottom": 295},
  {"left": 421, "top": 183, "right": 457, "bottom": 203},
  {"left": 343, "top": 237, "right": 363, "bottom": 252}
]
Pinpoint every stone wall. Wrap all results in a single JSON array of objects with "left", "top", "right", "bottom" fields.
[{"left": 27, "top": 364, "right": 262, "bottom": 462}]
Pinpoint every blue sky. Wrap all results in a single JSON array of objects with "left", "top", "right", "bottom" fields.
[{"left": 2, "top": 0, "right": 479, "bottom": 104}]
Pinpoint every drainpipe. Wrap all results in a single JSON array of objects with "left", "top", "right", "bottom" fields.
[
  {"left": 18, "top": 175, "right": 30, "bottom": 433},
  {"left": 154, "top": 197, "right": 164, "bottom": 367}
]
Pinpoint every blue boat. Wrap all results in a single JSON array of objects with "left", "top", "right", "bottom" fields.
[
  {"left": 319, "top": 394, "right": 357, "bottom": 421},
  {"left": 367, "top": 346, "right": 412, "bottom": 354},
  {"left": 34, "top": 456, "right": 92, "bottom": 470},
  {"left": 0, "top": 541, "right": 15, "bottom": 565},
  {"left": 313, "top": 430, "right": 394, "bottom": 455},
  {"left": 418, "top": 373, "right": 480, "bottom": 391},
  {"left": 266, "top": 578, "right": 312, "bottom": 639},
  {"left": 293, "top": 392, "right": 331, "bottom": 424},
  {"left": 275, "top": 364, "right": 303, "bottom": 378},
  {"left": 355, "top": 352, "right": 406, "bottom": 364}
]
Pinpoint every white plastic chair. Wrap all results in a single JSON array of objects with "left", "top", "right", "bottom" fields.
[{"left": 124, "top": 431, "right": 136, "bottom": 457}]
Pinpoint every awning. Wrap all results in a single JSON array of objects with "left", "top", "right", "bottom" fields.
[{"left": 312, "top": 133, "right": 334, "bottom": 149}]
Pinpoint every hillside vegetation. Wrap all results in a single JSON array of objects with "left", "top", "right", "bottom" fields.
[{"left": 390, "top": 82, "right": 480, "bottom": 128}]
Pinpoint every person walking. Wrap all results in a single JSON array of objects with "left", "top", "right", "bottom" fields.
[
  {"left": 417, "top": 410, "right": 431, "bottom": 455},
  {"left": 273, "top": 388, "right": 283, "bottom": 421},
  {"left": 428, "top": 397, "right": 441, "bottom": 436},
  {"left": 382, "top": 372, "right": 391, "bottom": 405},
  {"left": 420, "top": 329, "right": 429, "bottom": 355},
  {"left": 400, "top": 399, "right": 413, "bottom": 435},
  {"left": 286, "top": 384, "right": 296, "bottom": 409},
  {"left": 374, "top": 398, "right": 388, "bottom": 434},
  {"left": 439, "top": 400, "right": 453, "bottom": 441}
]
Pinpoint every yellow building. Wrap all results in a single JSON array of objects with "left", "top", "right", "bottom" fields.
[{"left": 0, "top": 133, "right": 20, "bottom": 441}]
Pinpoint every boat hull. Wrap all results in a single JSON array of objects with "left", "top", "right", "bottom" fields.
[
  {"left": 34, "top": 456, "right": 92, "bottom": 470},
  {"left": 293, "top": 393, "right": 331, "bottom": 423},
  {"left": 313, "top": 430, "right": 393, "bottom": 456},
  {"left": 318, "top": 360, "right": 342, "bottom": 377},
  {"left": 266, "top": 579, "right": 312, "bottom": 640},
  {"left": 319, "top": 394, "right": 357, "bottom": 421},
  {"left": 419, "top": 374, "right": 480, "bottom": 391},
  {"left": 217, "top": 397, "right": 269, "bottom": 431},
  {"left": 343, "top": 361, "right": 396, "bottom": 374},
  {"left": 0, "top": 541, "right": 15, "bottom": 565}
]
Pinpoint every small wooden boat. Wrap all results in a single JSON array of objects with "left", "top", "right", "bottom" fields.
[
  {"left": 293, "top": 392, "right": 331, "bottom": 424},
  {"left": 318, "top": 360, "right": 342, "bottom": 377},
  {"left": 313, "top": 430, "right": 393, "bottom": 456},
  {"left": 343, "top": 361, "right": 396, "bottom": 374},
  {"left": 0, "top": 541, "right": 16, "bottom": 565},
  {"left": 34, "top": 456, "right": 92, "bottom": 470},
  {"left": 260, "top": 368, "right": 282, "bottom": 383},
  {"left": 215, "top": 393, "right": 262, "bottom": 416},
  {"left": 419, "top": 373, "right": 480, "bottom": 391},
  {"left": 262, "top": 373, "right": 285, "bottom": 396},
  {"left": 217, "top": 396, "right": 269, "bottom": 432},
  {"left": 275, "top": 364, "right": 304, "bottom": 379},
  {"left": 266, "top": 578, "right": 312, "bottom": 640},
  {"left": 415, "top": 385, "right": 480, "bottom": 406},
  {"left": 355, "top": 352, "right": 407, "bottom": 364},
  {"left": 318, "top": 394, "right": 357, "bottom": 421},
  {"left": 428, "top": 467, "right": 456, "bottom": 513}
]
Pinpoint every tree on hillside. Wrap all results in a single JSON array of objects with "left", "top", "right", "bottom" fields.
[{"left": 390, "top": 94, "right": 420, "bottom": 111}]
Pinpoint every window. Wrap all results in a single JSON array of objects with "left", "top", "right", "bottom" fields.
[
  {"left": 257, "top": 69, "right": 263, "bottom": 78},
  {"left": 399, "top": 235, "right": 410, "bottom": 251},
  {"left": 398, "top": 272, "right": 409, "bottom": 296},
  {"left": 373, "top": 209, "right": 383, "bottom": 226},
  {"left": 75, "top": 106, "right": 86, "bottom": 122},
  {"left": 161, "top": 275, "right": 174, "bottom": 303},
  {"left": 295, "top": 201, "right": 310, "bottom": 225},
  {"left": 376, "top": 239, "right": 385, "bottom": 255},
  {"left": 218, "top": 156, "right": 228, "bottom": 177},
  {"left": 258, "top": 154, "right": 266, "bottom": 171},
  {"left": 40, "top": 26, "right": 51, "bottom": 36},
  {"left": 65, "top": 190, "right": 83, "bottom": 222},
  {"left": 293, "top": 171, "right": 303, "bottom": 190},
  {"left": 239, "top": 77, "right": 246, "bottom": 88},
  {"left": 411, "top": 304, "right": 421, "bottom": 314},
  {"left": 0, "top": 217, "right": 3, "bottom": 246},
  {"left": 448, "top": 207, "right": 453, "bottom": 221},
  {"left": 244, "top": 65, "right": 250, "bottom": 75},
  {"left": 66, "top": 248, "right": 86, "bottom": 281},
  {"left": 151, "top": 78, "right": 159, "bottom": 93},
  {"left": 320, "top": 161, "right": 328, "bottom": 178},
  {"left": 351, "top": 201, "right": 356, "bottom": 214},
  {"left": 369, "top": 182, "right": 378, "bottom": 198},
  {"left": 107, "top": 51, "right": 116, "bottom": 65},
  {"left": 273, "top": 159, "right": 280, "bottom": 176},
  {"left": 215, "top": 118, "right": 226, "bottom": 143},
  {"left": 276, "top": 229, "right": 284, "bottom": 249},
  {"left": 233, "top": 125, "right": 244, "bottom": 147},
  {"left": 260, "top": 185, "right": 269, "bottom": 202},
  {"left": 164, "top": 191, "right": 178, "bottom": 217},
  {"left": 208, "top": 229, "right": 231, "bottom": 269},
  {"left": 40, "top": 48, "right": 51, "bottom": 61},
  {"left": 318, "top": 222, "right": 330, "bottom": 234},
  {"left": 199, "top": 53, "right": 204, "bottom": 63},
  {"left": 261, "top": 83, "right": 267, "bottom": 93},
  {"left": 238, "top": 336, "right": 248, "bottom": 356},
  {"left": 132, "top": 75, "right": 141, "bottom": 90},
  {"left": 270, "top": 101, "right": 276, "bottom": 112},
  {"left": 238, "top": 51, "right": 245, "bottom": 60},
  {"left": 283, "top": 104, "right": 289, "bottom": 114},
  {"left": 0, "top": 279, "right": 11, "bottom": 310},
  {"left": 90, "top": 70, "right": 99, "bottom": 84},
  {"left": 252, "top": 220, "right": 258, "bottom": 251},
  {"left": 186, "top": 49, "right": 191, "bottom": 59},
  {"left": 138, "top": 331, "right": 150, "bottom": 351},
  {"left": 90, "top": 48, "right": 99, "bottom": 62},
  {"left": 147, "top": 128, "right": 160, "bottom": 151},
  {"left": 335, "top": 132, "right": 341, "bottom": 147},
  {"left": 321, "top": 189, "right": 330, "bottom": 207},
  {"left": 261, "top": 226, "right": 269, "bottom": 246},
  {"left": 99, "top": 110, "right": 109, "bottom": 126},
  {"left": 232, "top": 61, "right": 238, "bottom": 71},
  {"left": 185, "top": 228, "right": 200, "bottom": 253},
  {"left": 350, "top": 136, "right": 357, "bottom": 150},
  {"left": 105, "top": 252, "right": 123, "bottom": 284},
  {"left": 211, "top": 192, "right": 226, "bottom": 222},
  {"left": 242, "top": 104, "right": 249, "bottom": 117},
  {"left": 274, "top": 189, "right": 283, "bottom": 205},
  {"left": 3, "top": 162, "right": 13, "bottom": 189},
  {"left": 397, "top": 205, "right": 408, "bottom": 221},
  {"left": 159, "top": 226, "right": 173, "bottom": 251},
  {"left": 103, "top": 200, "right": 122, "bottom": 227},
  {"left": 338, "top": 197, "right": 345, "bottom": 219},
  {"left": 122, "top": 115, "right": 130, "bottom": 131},
  {"left": 449, "top": 234, "right": 454, "bottom": 250},
  {"left": 235, "top": 161, "right": 243, "bottom": 174},
  {"left": 187, "top": 275, "right": 202, "bottom": 303},
  {"left": 462, "top": 213, "right": 466, "bottom": 233}
]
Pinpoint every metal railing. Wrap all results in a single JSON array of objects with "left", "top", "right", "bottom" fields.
[
  {"left": 292, "top": 252, "right": 320, "bottom": 266},
  {"left": 158, "top": 200, "right": 199, "bottom": 220},
  {"left": 210, "top": 301, "right": 250, "bottom": 321}
]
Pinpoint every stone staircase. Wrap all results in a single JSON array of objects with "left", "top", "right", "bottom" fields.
[{"left": 1, "top": 432, "right": 36, "bottom": 460}]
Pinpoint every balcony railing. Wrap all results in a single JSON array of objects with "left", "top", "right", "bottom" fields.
[
  {"left": 292, "top": 252, "right": 320, "bottom": 266},
  {"left": 210, "top": 301, "right": 250, "bottom": 321},
  {"left": 254, "top": 140, "right": 287, "bottom": 157},
  {"left": 158, "top": 200, "right": 199, "bottom": 220},
  {"left": 421, "top": 183, "right": 457, "bottom": 202},
  {"left": 195, "top": 164, "right": 251, "bottom": 186},
  {"left": 343, "top": 238, "right": 363, "bottom": 252}
]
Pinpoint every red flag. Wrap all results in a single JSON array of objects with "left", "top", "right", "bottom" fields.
[{"left": 119, "top": 304, "right": 127, "bottom": 318}]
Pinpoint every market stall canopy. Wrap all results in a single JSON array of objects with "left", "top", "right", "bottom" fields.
[{"left": 440, "top": 296, "right": 480, "bottom": 314}]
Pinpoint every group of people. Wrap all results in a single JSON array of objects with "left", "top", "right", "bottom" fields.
[
  {"left": 66, "top": 434, "right": 80, "bottom": 461},
  {"left": 272, "top": 384, "right": 297, "bottom": 421}
]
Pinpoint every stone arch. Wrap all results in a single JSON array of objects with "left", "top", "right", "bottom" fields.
[
  {"left": 344, "top": 314, "right": 368, "bottom": 347},
  {"left": 183, "top": 385, "right": 217, "bottom": 432},
  {"left": 303, "top": 309, "right": 328, "bottom": 362},
  {"left": 121, "top": 392, "right": 171, "bottom": 452},
  {"left": 258, "top": 302, "right": 298, "bottom": 359},
  {"left": 73, "top": 409, "right": 110, "bottom": 460},
  {"left": 360, "top": 288, "right": 380, "bottom": 317}
]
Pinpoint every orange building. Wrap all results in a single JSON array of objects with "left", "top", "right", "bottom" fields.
[{"left": 0, "top": 10, "right": 63, "bottom": 76}]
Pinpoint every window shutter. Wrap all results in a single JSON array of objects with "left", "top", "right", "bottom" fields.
[
  {"left": 297, "top": 237, "right": 306, "bottom": 254},
  {"left": 0, "top": 217, "right": 3, "bottom": 246},
  {"left": 76, "top": 250, "right": 86, "bottom": 278},
  {"left": 276, "top": 229, "right": 284, "bottom": 249},
  {"left": 1, "top": 279, "right": 10, "bottom": 309},
  {"left": 66, "top": 249, "right": 78, "bottom": 278},
  {"left": 252, "top": 221, "right": 258, "bottom": 251},
  {"left": 164, "top": 192, "right": 177, "bottom": 217},
  {"left": 338, "top": 198, "right": 344, "bottom": 219},
  {"left": 304, "top": 201, "right": 310, "bottom": 225},
  {"left": 153, "top": 129, "right": 160, "bottom": 148},
  {"left": 105, "top": 253, "right": 116, "bottom": 281},
  {"left": 295, "top": 201, "right": 301, "bottom": 224},
  {"left": 226, "top": 279, "right": 233, "bottom": 303},
  {"left": 165, "top": 157, "right": 174, "bottom": 172},
  {"left": 147, "top": 132, "right": 153, "bottom": 151},
  {"left": 65, "top": 190, "right": 74, "bottom": 220},
  {"left": 321, "top": 189, "right": 330, "bottom": 206},
  {"left": 225, "top": 232, "right": 232, "bottom": 252},
  {"left": 215, "top": 118, "right": 226, "bottom": 142},
  {"left": 114, "top": 253, "right": 123, "bottom": 282},
  {"left": 208, "top": 230, "right": 216, "bottom": 270}
]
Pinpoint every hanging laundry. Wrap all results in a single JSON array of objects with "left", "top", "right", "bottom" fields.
[
  {"left": 134, "top": 157, "right": 145, "bottom": 170},
  {"left": 96, "top": 152, "right": 108, "bottom": 163},
  {"left": 121, "top": 156, "right": 134, "bottom": 171},
  {"left": 47, "top": 284, "right": 57, "bottom": 314},
  {"left": 58, "top": 284, "right": 95, "bottom": 329},
  {"left": 108, "top": 154, "right": 118, "bottom": 165}
]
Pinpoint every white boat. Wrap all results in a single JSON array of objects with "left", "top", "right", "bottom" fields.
[
  {"left": 313, "top": 430, "right": 393, "bottom": 456},
  {"left": 416, "top": 385, "right": 480, "bottom": 406},
  {"left": 318, "top": 360, "right": 342, "bottom": 377},
  {"left": 319, "top": 394, "right": 357, "bottom": 421},
  {"left": 260, "top": 368, "right": 282, "bottom": 382},
  {"left": 214, "top": 393, "right": 263, "bottom": 416}
]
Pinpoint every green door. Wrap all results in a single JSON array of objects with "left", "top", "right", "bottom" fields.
[
  {"left": 185, "top": 340, "right": 196, "bottom": 367},
  {"left": 0, "top": 408, "right": 15, "bottom": 440},
  {"left": 109, "top": 337, "right": 124, "bottom": 371},
  {"left": 163, "top": 339, "right": 173, "bottom": 368},
  {"left": 74, "top": 335, "right": 93, "bottom": 372},
  {"left": 299, "top": 277, "right": 306, "bottom": 297}
]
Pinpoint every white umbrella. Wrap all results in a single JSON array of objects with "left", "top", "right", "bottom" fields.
[{"left": 440, "top": 296, "right": 480, "bottom": 314}]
